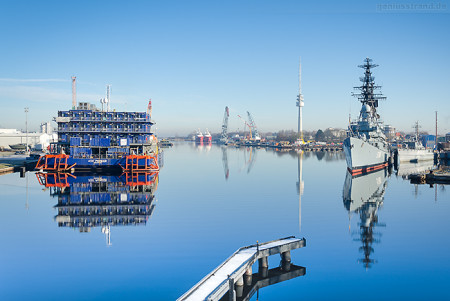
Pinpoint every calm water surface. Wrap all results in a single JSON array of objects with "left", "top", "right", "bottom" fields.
[{"left": 0, "top": 142, "right": 449, "bottom": 300}]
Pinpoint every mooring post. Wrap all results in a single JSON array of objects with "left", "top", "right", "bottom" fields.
[
  {"left": 244, "top": 266, "right": 252, "bottom": 286},
  {"left": 228, "top": 275, "right": 236, "bottom": 301},
  {"left": 20, "top": 166, "right": 26, "bottom": 178},
  {"left": 258, "top": 256, "right": 268, "bottom": 278},
  {"left": 235, "top": 276, "right": 244, "bottom": 298},
  {"left": 281, "top": 251, "right": 291, "bottom": 271}
]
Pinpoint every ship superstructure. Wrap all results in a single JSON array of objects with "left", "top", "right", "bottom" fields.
[
  {"left": 36, "top": 98, "right": 159, "bottom": 172},
  {"left": 195, "top": 130, "right": 204, "bottom": 144},
  {"left": 343, "top": 58, "right": 389, "bottom": 175},
  {"left": 203, "top": 129, "right": 212, "bottom": 144}
]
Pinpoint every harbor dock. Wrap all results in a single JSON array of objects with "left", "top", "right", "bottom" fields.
[
  {"left": 0, "top": 152, "right": 40, "bottom": 175},
  {"left": 178, "top": 236, "right": 306, "bottom": 301},
  {"left": 0, "top": 163, "right": 14, "bottom": 175},
  {"left": 408, "top": 167, "right": 450, "bottom": 184}
]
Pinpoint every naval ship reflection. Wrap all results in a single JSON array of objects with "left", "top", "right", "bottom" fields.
[
  {"left": 343, "top": 168, "right": 388, "bottom": 269},
  {"left": 395, "top": 160, "right": 435, "bottom": 178},
  {"left": 36, "top": 172, "right": 159, "bottom": 246}
]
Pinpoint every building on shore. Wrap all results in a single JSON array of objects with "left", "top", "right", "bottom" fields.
[{"left": 0, "top": 126, "right": 57, "bottom": 151}]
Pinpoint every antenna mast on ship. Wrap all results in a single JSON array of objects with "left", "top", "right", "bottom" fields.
[
  {"left": 352, "top": 58, "right": 386, "bottom": 118},
  {"left": 413, "top": 121, "right": 421, "bottom": 140},
  {"left": 71, "top": 76, "right": 76, "bottom": 109}
]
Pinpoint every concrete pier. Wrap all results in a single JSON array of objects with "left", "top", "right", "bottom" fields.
[
  {"left": 178, "top": 236, "right": 306, "bottom": 301},
  {"left": 0, "top": 163, "right": 14, "bottom": 175}
]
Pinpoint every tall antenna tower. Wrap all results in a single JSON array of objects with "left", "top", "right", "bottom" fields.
[
  {"left": 296, "top": 59, "right": 304, "bottom": 140},
  {"left": 71, "top": 76, "right": 76, "bottom": 109}
]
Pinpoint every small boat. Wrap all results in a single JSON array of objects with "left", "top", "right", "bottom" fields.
[
  {"left": 9, "top": 143, "right": 27, "bottom": 150},
  {"left": 159, "top": 139, "right": 173, "bottom": 147}
]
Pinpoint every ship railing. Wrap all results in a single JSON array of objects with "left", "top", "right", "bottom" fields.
[
  {"left": 63, "top": 116, "right": 151, "bottom": 122},
  {"left": 57, "top": 128, "right": 150, "bottom": 134}
]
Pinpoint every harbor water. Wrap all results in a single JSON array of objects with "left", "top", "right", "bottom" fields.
[{"left": 0, "top": 142, "right": 449, "bottom": 300}]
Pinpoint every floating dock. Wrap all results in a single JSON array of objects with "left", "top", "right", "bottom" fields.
[
  {"left": 178, "top": 236, "right": 306, "bottom": 301},
  {"left": 408, "top": 167, "right": 450, "bottom": 184}
]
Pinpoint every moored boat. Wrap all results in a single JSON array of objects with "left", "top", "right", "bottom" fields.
[
  {"left": 195, "top": 130, "right": 203, "bottom": 144},
  {"left": 203, "top": 129, "right": 212, "bottom": 144},
  {"left": 397, "top": 122, "right": 434, "bottom": 163},
  {"left": 35, "top": 99, "right": 159, "bottom": 172},
  {"left": 9, "top": 143, "right": 27, "bottom": 150}
]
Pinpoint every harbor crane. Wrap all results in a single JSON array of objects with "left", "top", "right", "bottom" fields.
[
  {"left": 247, "top": 111, "right": 260, "bottom": 140},
  {"left": 237, "top": 114, "right": 253, "bottom": 140},
  {"left": 220, "top": 106, "right": 229, "bottom": 143}
]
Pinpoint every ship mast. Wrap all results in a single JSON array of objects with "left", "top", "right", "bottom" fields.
[{"left": 352, "top": 58, "right": 386, "bottom": 118}]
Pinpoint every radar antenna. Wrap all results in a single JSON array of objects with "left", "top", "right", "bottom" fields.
[{"left": 352, "top": 58, "right": 386, "bottom": 117}]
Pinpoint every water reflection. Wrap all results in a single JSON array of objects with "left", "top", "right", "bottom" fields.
[
  {"left": 219, "top": 265, "right": 306, "bottom": 301},
  {"left": 296, "top": 151, "right": 304, "bottom": 233},
  {"left": 343, "top": 169, "right": 388, "bottom": 269},
  {"left": 221, "top": 146, "right": 229, "bottom": 180},
  {"left": 36, "top": 172, "right": 159, "bottom": 246},
  {"left": 269, "top": 148, "right": 345, "bottom": 161},
  {"left": 395, "top": 160, "right": 435, "bottom": 178},
  {"left": 240, "top": 147, "right": 256, "bottom": 174}
]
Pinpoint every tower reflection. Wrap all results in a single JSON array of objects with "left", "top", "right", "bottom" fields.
[
  {"left": 36, "top": 172, "right": 159, "bottom": 246},
  {"left": 343, "top": 169, "right": 388, "bottom": 269},
  {"left": 296, "top": 151, "right": 304, "bottom": 233}
]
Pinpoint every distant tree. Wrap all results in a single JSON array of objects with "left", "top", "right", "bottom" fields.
[
  {"left": 315, "top": 129, "right": 325, "bottom": 142},
  {"left": 276, "top": 130, "right": 299, "bottom": 143}
]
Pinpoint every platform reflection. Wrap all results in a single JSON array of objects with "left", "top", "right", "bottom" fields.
[{"left": 36, "top": 172, "right": 159, "bottom": 245}]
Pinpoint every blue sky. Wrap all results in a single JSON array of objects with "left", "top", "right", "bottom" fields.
[{"left": 0, "top": 0, "right": 449, "bottom": 136}]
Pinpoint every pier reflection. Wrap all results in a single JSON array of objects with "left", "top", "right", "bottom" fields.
[
  {"left": 36, "top": 172, "right": 158, "bottom": 245},
  {"left": 343, "top": 169, "right": 388, "bottom": 269},
  {"left": 219, "top": 265, "right": 306, "bottom": 301},
  {"left": 270, "top": 148, "right": 345, "bottom": 162}
]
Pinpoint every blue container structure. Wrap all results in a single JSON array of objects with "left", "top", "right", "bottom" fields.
[
  {"left": 37, "top": 102, "right": 159, "bottom": 172},
  {"left": 421, "top": 135, "right": 436, "bottom": 149}
]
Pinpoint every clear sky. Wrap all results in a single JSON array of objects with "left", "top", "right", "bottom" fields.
[{"left": 0, "top": 0, "right": 449, "bottom": 136}]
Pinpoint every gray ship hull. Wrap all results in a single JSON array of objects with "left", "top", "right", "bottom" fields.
[
  {"left": 343, "top": 136, "right": 389, "bottom": 175},
  {"left": 397, "top": 148, "right": 434, "bottom": 163}
]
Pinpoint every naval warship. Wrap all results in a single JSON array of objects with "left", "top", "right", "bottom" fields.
[{"left": 344, "top": 58, "right": 389, "bottom": 176}]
